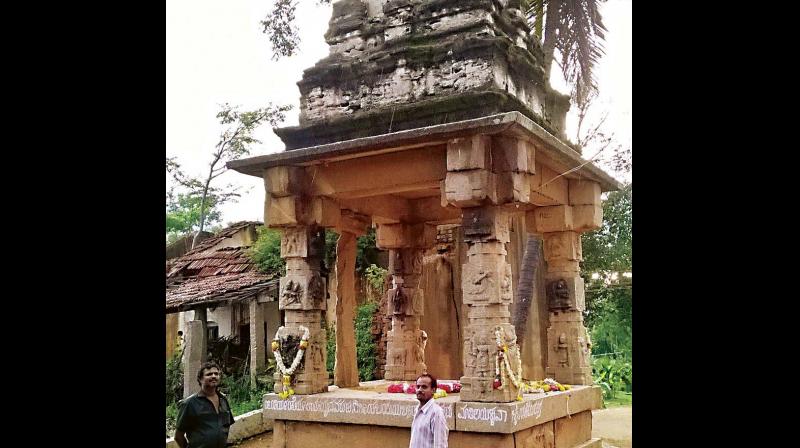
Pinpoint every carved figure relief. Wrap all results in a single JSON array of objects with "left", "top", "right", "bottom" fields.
[
  {"left": 556, "top": 332, "right": 570, "bottom": 367},
  {"left": 390, "top": 348, "right": 404, "bottom": 366},
  {"left": 412, "top": 330, "right": 427, "bottom": 365},
  {"left": 389, "top": 287, "right": 406, "bottom": 315},
  {"left": 306, "top": 275, "right": 325, "bottom": 309},
  {"left": 546, "top": 279, "right": 571, "bottom": 310},
  {"left": 464, "top": 338, "right": 476, "bottom": 377},
  {"left": 281, "top": 228, "right": 306, "bottom": 258},
  {"left": 464, "top": 267, "right": 493, "bottom": 299},
  {"left": 308, "top": 341, "right": 324, "bottom": 372},
  {"left": 475, "top": 344, "right": 491, "bottom": 377},
  {"left": 500, "top": 264, "right": 512, "bottom": 302},
  {"left": 281, "top": 280, "right": 302, "bottom": 307},
  {"left": 410, "top": 288, "right": 424, "bottom": 315}
]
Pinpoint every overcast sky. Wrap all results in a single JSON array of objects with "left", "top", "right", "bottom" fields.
[{"left": 166, "top": 0, "right": 631, "bottom": 225}]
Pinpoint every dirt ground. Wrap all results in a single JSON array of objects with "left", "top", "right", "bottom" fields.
[
  {"left": 592, "top": 406, "right": 632, "bottom": 448},
  {"left": 231, "top": 405, "right": 632, "bottom": 448}
]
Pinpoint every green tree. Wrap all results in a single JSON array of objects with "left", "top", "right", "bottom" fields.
[
  {"left": 523, "top": 0, "right": 608, "bottom": 108},
  {"left": 249, "top": 226, "right": 286, "bottom": 275},
  {"left": 167, "top": 103, "right": 292, "bottom": 248},
  {"left": 166, "top": 193, "right": 222, "bottom": 238}
]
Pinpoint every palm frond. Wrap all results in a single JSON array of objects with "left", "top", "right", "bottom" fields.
[{"left": 555, "top": 0, "right": 608, "bottom": 107}]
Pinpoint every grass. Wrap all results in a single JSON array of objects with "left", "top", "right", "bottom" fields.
[{"left": 603, "top": 392, "right": 632, "bottom": 408}]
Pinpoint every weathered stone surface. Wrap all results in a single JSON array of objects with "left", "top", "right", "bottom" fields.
[
  {"left": 462, "top": 208, "right": 510, "bottom": 243},
  {"left": 546, "top": 320, "right": 593, "bottom": 385},
  {"left": 454, "top": 386, "right": 600, "bottom": 433},
  {"left": 249, "top": 301, "right": 267, "bottom": 388},
  {"left": 279, "top": 273, "right": 327, "bottom": 311},
  {"left": 544, "top": 260, "right": 581, "bottom": 278},
  {"left": 267, "top": 195, "right": 301, "bottom": 227},
  {"left": 183, "top": 320, "right": 206, "bottom": 399},
  {"left": 492, "top": 136, "right": 536, "bottom": 174},
  {"left": 554, "top": 410, "right": 592, "bottom": 448},
  {"left": 568, "top": 180, "right": 601, "bottom": 206},
  {"left": 263, "top": 393, "right": 455, "bottom": 429},
  {"left": 447, "top": 135, "right": 491, "bottom": 171},
  {"left": 265, "top": 166, "right": 308, "bottom": 197},
  {"left": 334, "top": 232, "right": 359, "bottom": 387},
  {"left": 312, "top": 196, "right": 343, "bottom": 228},
  {"left": 262, "top": 384, "right": 601, "bottom": 434},
  {"left": 444, "top": 170, "right": 496, "bottom": 207},
  {"left": 545, "top": 276, "right": 585, "bottom": 312},
  {"left": 376, "top": 223, "right": 437, "bottom": 249},
  {"left": 276, "top": 0, "right": 571, "bottom": 150},
  {"left": 281, "top": 227, "right": 309, "bottom": 258},
  {"left": 542, "top": 232, "right": 582, "bottom": 262},
  {"left": 534, "top": 165, "right": 569, "bottom": 205},
  {"left": 533, "top": 206, "right": 574, "bottom": 233},
  {"left": 385, "top": 247, "right": 427, "bottom": 380},
  {"left": 462, "top": 252, "right": 513, "bottom": 305},
  {"left": 513, "top": 420, "right": 555, "bottom": 448},
  {"left": 571, "top": 204, "right": 602, "bottom": 232},
  {"left": 495, "top": 171, "right": 532, "bottom": 204}
]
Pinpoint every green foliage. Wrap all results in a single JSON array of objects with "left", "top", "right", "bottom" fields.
[
  {"left": 592, "top": 356, "right": 632, "bottom": 404},
  {"left": 581, "top": 165, "right": 632, "bottom": 407},
  {"left": 262, "top": 0, "right": 332, "bottom": 59},
  {"left": 326, "top": 324, "right": 336, "bottom": 375},
  {"left": 166, "top": 401, "right": 178, "bottom": 437},
  {"left": 166, "top": 193, "right": 222, "bottom": 238},
  {"left": 324, "top": 303, "right": 379, "bottom": 381},
  {"left": 364, "top": 264, "right": 388, "bottom": 303},
  {"left": 325, "top": 230, "right": 339, "bottom": 271},
  {"left": 356, "top": 228, "right": 381, "bottom": 273},
  {"left": 165, "top": 350, "right": 184, "bottom": 436},
  {"left": 166, "top": 350, "right": 184, "bottom": 406},
  {"left": 219, "top": 371, "right": 273, "bottom": 417},
  {"left": 364, "top": 264, "right": 388, "bottom": 292},
  {"left": 166, "top": 102, "right": 291, "bottom": 237},
  {"left": 581, "top": 185, "right": 632, "bottom": 274},
  {"left": 355, "top": 302, "right": 378, "bottom": 381},
  {"left": 249, "top": 226, "right": 286, "bottom": 275}
]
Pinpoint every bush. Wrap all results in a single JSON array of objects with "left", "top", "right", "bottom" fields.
[
  {"left": 249, "top": 226, "right": 285, "bottom": 275},
  {"left": 356, "top": 302, "right": 378, "bottom": 381},
  {"left": 166, "top": 349, "right": 184, "bottom": 406},
  {"left": 326, "top": 324, "right": 336, "bottom": 375},
  {"left": 364, "top": 264, "right": 388, "bottom": 303},
  {"left": 219, "top": 371, "right": 273, "bottom": 417},
  {"left": 324, "top": 302, "right": 379, "bottom": 382},
  {"left": 592, "top": 355, "right": 632, "bottom": 403}
]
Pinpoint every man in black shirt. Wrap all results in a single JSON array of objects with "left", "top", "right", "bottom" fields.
[{"left": 175, "top": 362, "right": 235, "bottom": 448}]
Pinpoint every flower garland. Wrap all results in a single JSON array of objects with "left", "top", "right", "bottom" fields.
[
  {"left": 272, "top": 325, "right": 310, "bottom": 399},
  {"left": 494, "top": 327, "right": 526, "bottom": 401}
]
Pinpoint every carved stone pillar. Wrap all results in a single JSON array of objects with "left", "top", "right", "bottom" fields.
[
  {"left": 274, "top": 225, "right": 329, "bottom": 395},
  {"left": 529, "top": 180, "right": 603, "bottom": 385},
  {"left": 376, "top": 223, "right": 433, "bottom": 381},
  {"left": 458, "top": 207, "right": 520, "bottom": 402}
]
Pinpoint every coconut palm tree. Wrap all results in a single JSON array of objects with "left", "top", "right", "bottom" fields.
[{"left": 522, "top": 0, "right": 608, "bottom": 108}]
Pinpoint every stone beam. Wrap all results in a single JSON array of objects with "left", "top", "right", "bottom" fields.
[
  {"left": 266, "top": 195, "right": 342, "bottom": 228},
  {"left": 375, "top": 223, "right": 437, "bottom": 250},
  {"left": 307, "top": 146, "right": 447, "bottom": 199}
]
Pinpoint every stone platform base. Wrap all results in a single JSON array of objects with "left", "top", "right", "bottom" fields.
[{"left": 265, "top": 380, "right": 602, "bottom": 448}]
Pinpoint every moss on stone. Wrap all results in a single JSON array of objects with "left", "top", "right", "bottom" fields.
[{"left": 277, "top": 89, "right": 560, "bottom": 150}]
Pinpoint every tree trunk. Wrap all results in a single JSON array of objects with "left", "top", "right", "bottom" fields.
[
  {"left": 513, "top": 235, "right": 541, "bottom": 341},
  {"left": 542, "top": 0, "right": 560, "bottom": 79}
]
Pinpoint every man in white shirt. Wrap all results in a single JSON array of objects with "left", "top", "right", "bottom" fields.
[{"left": 409, "top": 374, "right": 448, "bottom": 448}]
